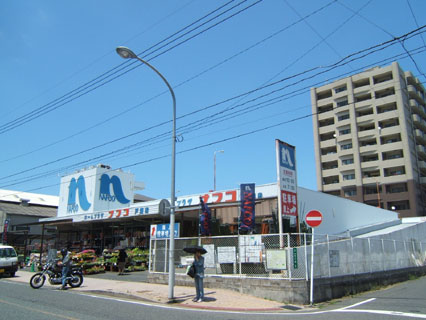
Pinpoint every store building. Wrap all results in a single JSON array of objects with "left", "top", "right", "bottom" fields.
[
  {"left": 39, "top": 164, "right": 399, "bottom": 254},
  {"left": 311, "top": 61, "right": 426, "bottom": 217}
]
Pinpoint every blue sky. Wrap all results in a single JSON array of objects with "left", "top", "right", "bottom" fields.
[{"left": 1, "top": 0, "right": 425, "bottom": 199}]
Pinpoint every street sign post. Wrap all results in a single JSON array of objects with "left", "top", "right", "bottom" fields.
[{"left": 305, "top": 210, "right": 323, "bottom": 305}]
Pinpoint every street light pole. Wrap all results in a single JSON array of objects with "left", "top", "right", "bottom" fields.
[
  {"left": 213, "top": 150, "right": 224, "bottom": 191},
  {"left": 116, "top": 46, "right": 177, "bottom": 301}
]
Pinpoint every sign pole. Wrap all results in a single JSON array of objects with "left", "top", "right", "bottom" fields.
[
  {"left": 310, "top": 227, "right": 315, "bottom": 305},
  {"left": 275, "top": 140, "right": 284, "bottom": 248},
  {"left": 305, "top": 209, "right": 323, "bottom": 306}
]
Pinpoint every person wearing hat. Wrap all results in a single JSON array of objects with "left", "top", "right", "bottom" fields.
[{"left": 192, "top": 249, "right": 205, "bottom": 302}]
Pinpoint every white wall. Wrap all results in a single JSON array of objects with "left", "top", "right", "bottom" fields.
[{"left": 297, "top": 187, "right": 399, "bottom": 235}]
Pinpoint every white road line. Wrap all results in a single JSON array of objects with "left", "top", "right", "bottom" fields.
[
  {"left": 337, "top": 298, "right": 376, "bottom": 310},
  {"left": 335, "top": 309, "right": 426, "bottom": 319}
]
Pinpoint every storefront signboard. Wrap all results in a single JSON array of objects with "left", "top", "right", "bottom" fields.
[
  {"left": 275, "top": 139, "right": 298, "bottom": 218},
  {"left": 71, "top": 199, "right": 169, "bottom": 222},
  {"left": 150, "top": 223, "right": 180, "bottom": 239},
  {"left": 58, "top": 165, "right": 134, "bottom": 217}
]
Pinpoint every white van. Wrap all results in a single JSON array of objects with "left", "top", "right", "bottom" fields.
[{"left": 0, "top": 245, "right": 18, "bottom": 277}]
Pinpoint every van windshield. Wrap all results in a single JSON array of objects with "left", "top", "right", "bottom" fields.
[{"left": 0, "top": 248, "right": 17, "bottom": 258}]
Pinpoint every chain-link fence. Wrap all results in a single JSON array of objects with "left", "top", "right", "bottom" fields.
[{"left": 149, "top": 233, "right": 426, "bottom": 280}]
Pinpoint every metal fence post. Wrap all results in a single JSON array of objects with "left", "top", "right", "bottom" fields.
[
  {"left": 238, "top": 234, "right": 241, "bottom": 277},
  {"left": 351, "top": 237, "right": 355, "bottom": 275},
  {"left": 288, "top": 233, "right": 292, "bottom": 280},
  {"left": 165, "top": 239, "right": 168, "bottom": 273},
  {"left": 404, "top": 240, "right": 408, "bottom": 268},
  {"left": 327, "top": 235, "right": 331, "bottom": 278},
  {"left": 149, "top": 238, "right": 153, "bottom": 272},
  {"left": 368, "top": 238, "right": 372, "bottom": 273},
  {"left": 304, "top": 233, "right": 309, "bottom": 281},
  {"left": 381, "top": 239, "right": 385, "bottom": 271},
  {"left": 393, "top": 240, "right": 397, "bottom": 269}
]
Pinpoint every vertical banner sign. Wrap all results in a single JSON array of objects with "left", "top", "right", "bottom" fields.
[
  {"left": 239, "top": 183, "right": 256, "bottom": 232},
  {"left": 199, "top": 197, "right": 211, "bottom": 236},
  {"left": 2, "top": 219, "right": 9, "bottom": 244},
  {"left": 276, "top": 140, "right": 298, "bottom": 217}
]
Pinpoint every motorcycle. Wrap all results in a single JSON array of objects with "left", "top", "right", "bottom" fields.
[{"left": 30, "top": 260, "right": 83, "bottom": 289}]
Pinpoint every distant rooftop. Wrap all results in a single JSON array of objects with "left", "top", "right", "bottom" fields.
[{"left": 0, "top": 189, "right": 59, "bottom": 207}]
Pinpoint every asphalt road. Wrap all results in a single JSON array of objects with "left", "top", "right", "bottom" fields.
[{"left": 1, "top": 275, "right": 426, "bottom": 319}]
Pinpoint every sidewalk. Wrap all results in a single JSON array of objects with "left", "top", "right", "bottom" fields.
[{"left": 7, "top": 270, "right": 305, "bottom": 312}]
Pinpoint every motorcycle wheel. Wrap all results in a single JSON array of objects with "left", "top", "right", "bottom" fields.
[
  {"left": 30, "top": 273, "right": 46, "bottom": 289},
  {"left": 68, "top": 273, "right": 83, "bottom": 288}
]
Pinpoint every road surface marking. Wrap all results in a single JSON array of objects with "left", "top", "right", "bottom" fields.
[{"left": 0, "top": 298, "right": 79, "bottom": 320}]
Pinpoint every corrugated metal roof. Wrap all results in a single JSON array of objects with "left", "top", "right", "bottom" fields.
[{"left": 0, "top": 202, "right": 57, "bottom": 217}]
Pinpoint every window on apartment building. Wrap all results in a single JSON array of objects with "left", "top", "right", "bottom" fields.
[
  {"left": 355, "top": 93, "right": 372, "bottom": 103},
  {"left": 382, "top": 150, "right": 403, "bottom": 160},
  {"left": 377, "top": 102, "right": 397, "bottom": 114},
  {"left": 384, "top": 166, "right": 405, "bottom": 177},
  {"left": 339, "top": 128, "right": 351, "bottom": 135},
  {"left": 343, "top": 173, "right": 355, "bottom": 180},
  {"left": 325, "top": 190, "right": 341, "bottom": 196},
  {"left": 363, "top": 184, "right": 381, "bottom": 195},
  {"left": 360, "top": 138, "right": 377, "bottom": 147},
  {"left": 336, "top": 97, "right": 349, "bottom": 108},
  {"left": 318, "top": 103, "right": 333, "bottom": 113},
  {"left": 364, "top": 200, "right": 382, "bottom": 208},
  {"left": 362, "top": 169, "right": 380, "bottom": 178},
  {"left": 343, "top": 187, "right": 357, "bottom": 197},
  {"left": 386, "top": 183, "right": 408, "bottom": 194},
  {"left": 320, "top": 132, "right": 335, "bottom": 141},
  {"left": 356, "top": 107, "right": 373, "bottom": 117},
  {"left": 322, "top": 176, "right": 339, "bottom": 185},
  {"left": 338, "top": 113, "right": 350, "bottom": 121},
  {"left": 322, "top": 160, "right": 338, "bottom": 170},
  {"left": 373, "top": 72, "right": 393, "bottom": 84},
  {"left": 380, "top": 133, "right": 401, "bottom": 144},
  {"left": 358, "top": 123, "right": 375, "bottom": 132},
  {"left": 379, "top": 118, "right": 399, "bottom": 129},
  {"left": 361, "top": 154, "right": 379, "bottom": 162},
  {"left": 375, "top": 87, "right": 395, "bottom": 99},
  {"left": 317, "top": 89, "right": 332, "bottom": 100},
  {"left": 342, "top": 158, "right": 354, "bottom": 165},
  {"left": 388, "top": 200, "right": 410, "bottom": 210},
  {"left": 353, "top": 78, "right": 370, "bottom": 88},
  {"left": 321, "top": 146, "right": 337, "bottom": 155},
  {"left": 319, "top": 117, "right": 335, "bottom": 127},
  {"left": 334, "top": 85, "right": 347, "bottom": 94},
  {"left": 341, "top": 143, "right": 353, "bottom": 150}
]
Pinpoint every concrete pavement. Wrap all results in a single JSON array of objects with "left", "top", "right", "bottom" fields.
[{"left": 6, "top": 270, "right": 306, "bottom": 312}]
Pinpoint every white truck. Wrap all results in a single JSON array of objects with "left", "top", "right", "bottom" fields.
[{"left": 0, "top": 245, "right": 18, "bottom": 277}]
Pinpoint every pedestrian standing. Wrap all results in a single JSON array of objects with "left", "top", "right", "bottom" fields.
[
  {"left": 192, "top": 249, "right": 205, "bottom": 302},
  {"left": 117, "top": 248, "right": 127, "bottom": 275}
]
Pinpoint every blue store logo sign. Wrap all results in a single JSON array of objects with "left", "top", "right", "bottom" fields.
[
  {"left": 67, "top": 175, "right": 91, "bottom": 213},
  {"left": 99, "top": 174, "right": 130, "bottom": 204}
]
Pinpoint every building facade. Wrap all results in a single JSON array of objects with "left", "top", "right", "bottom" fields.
[{"left": 311, "top": 62, "right": 426, "bottom": 217}]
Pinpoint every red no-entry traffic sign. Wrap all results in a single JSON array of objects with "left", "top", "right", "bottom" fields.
[{"left": 305, "top": 210, "right": 323, "bottom": 228}]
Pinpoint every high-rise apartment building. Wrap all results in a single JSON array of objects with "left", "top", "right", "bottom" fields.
[{"left": 311, "top": 62, "right": 426, "bottom": 217}]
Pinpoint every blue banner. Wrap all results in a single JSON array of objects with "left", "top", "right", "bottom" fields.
[
  {"left": 199, "top": 197, "right": 211, "bottom": 236},
  {"left": 239, "top": 184, "right": 256, "bottom": 232}
]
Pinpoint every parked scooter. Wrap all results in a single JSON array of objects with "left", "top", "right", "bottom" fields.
[{"left": 30, "top": 260, "right": 83, "bottom": 289}]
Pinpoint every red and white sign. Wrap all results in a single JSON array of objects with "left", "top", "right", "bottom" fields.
[{"left": 305, "top": 210, "right": 323, "bottom": 228}]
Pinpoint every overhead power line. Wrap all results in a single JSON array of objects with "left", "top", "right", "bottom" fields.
[
  {"left": 0, "top": 0, "right": 337, "bottom": 165},
  {"left": 1, "top": 34, "right": 425, "bottom": 189},
  {"left": 0, "top": 0, "right": 261, "bottom": 135}
]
